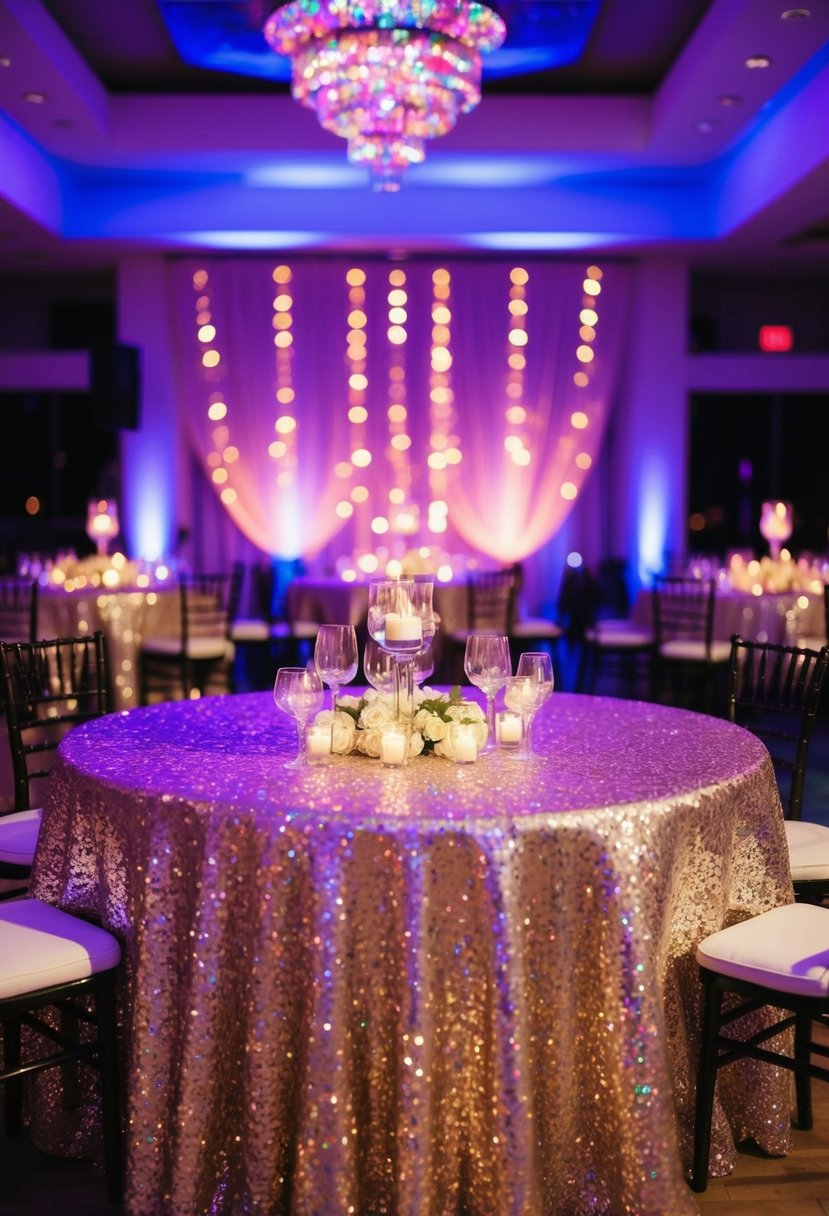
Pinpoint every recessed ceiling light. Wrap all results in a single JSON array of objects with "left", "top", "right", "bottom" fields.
[
  {"left": 23, "top": 91, "right": 47, "bottom": 104},
  {"left": 745, "top": 55, "right": 772, "bottom": 69},
  {"left": 781, "top": 8, "right": 811, "bottom": 19},
  {"left": 695, "top": 120, "right": 716, "bottom": 134},
  {"left": 0, "top": 55, "right": 11, "bottom": 68},
  {"left": 717, "top": 94, "right": 743, "bottom": 106}
]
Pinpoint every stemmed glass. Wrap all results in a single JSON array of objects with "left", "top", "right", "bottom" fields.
[
  {"left": 366, "top": 577, "right": 436, "bottom": 721},
  {"left": 412, "top": 646, "right": 435, "bottom": 687},
  {"left": 314, "top": 623, "right": 358, "bottom": 715},
  {"left": 273, "top": 666, "right": 324, "bottom": 768},
  {"left": 363, "top": 638, "right": 396, "bottom": 694},
  {"left": 504, "top": 651, "right": 554, "bottom": 759},
  {"left": 463, "top": 633, "right": 512, "bottom": 752}
]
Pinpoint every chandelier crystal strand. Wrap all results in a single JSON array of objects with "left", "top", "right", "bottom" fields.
[{"left": 263, "top": 0, "right": 506, "bottom": 191}]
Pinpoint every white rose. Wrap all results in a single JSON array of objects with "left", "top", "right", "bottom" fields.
[
  {"left": 433, "top": 735, "right": 455, "bottom": 760},
  {"left": 417, "top": 712, "right": 446, "bottom": 741},
  {"left": 359, "top": 727, "right": 382, "bottom": 758},
  {"left": 331, "top": 710, "right": 357, "bottom": 755},
  {"left": 338, "top": 694, "right": 362, "bottom": 713},
  {"left": 504, "top": 681, "right": 535, "bottom": 714},
  {"left": 361, "top": 700, "right": 395, "bottom": 730},
  {"left": 312, "top": 710, "right": 356, "bottom": 755},
  {"left": 409, "top": 730, "right": 425, "bottom": 757}
]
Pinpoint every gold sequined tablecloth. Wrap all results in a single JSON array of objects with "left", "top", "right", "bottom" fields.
[
  {"left": 29, "top": 691, "right": 794, "bottom": 1216},
  {"left": 39, "top": 585, "right": 180, "bottom": 710}
]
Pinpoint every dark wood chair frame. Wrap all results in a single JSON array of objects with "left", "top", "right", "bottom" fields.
[
  {"left": 1, "top": 958, "right": 123, "bottom": 1203},
  {"left": 140, "top": 568, "right": 242, "bottom": 703},
  {"left": 441, "top": 568, "right": 517, "bottom": 682},
  {"left": 0, "top": 631, "right": 111, "bottom": 894},
  {"left": 0, "top": 576, "right": 38, "bottom": 645},
  {"left": 727, "top": 634, "right": 829, "bottom": 899},
  {"left": 651, "top": 574, "right": 726, "bottom": 711},
  {"left": 465, "top": 568, "right": 517, "bottom": 634},
  {"left": 691, "top": 964, "right": 829, "bottom": 1194}
]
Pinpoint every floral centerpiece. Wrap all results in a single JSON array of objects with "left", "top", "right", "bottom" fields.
[
  {"left": 313, "top": 685, "right": 487, "bottom": 760},
  {"left": 46, "top": 552, "right": 159, "bottom": 592},
  {"left": 725, "top": 553, "right": 826, "bottom": 595}
]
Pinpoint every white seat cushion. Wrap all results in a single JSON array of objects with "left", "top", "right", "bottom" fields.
[
  {"left": 697, "top": 902, "right": 829, "bottom": 998},
  {"left": 785, "top": 819, "right": 829, "bottom": 884},
  {"left": 0, "top": 807, "right": 41, "bottom": 866},
  {"left": 230, "top": 618, "right": 270, "bottom": 642},
  {"left": 142, "top": 635, "right": 235, "bottom": 661},
  {"left": 659, "top": 638, "right": 731, "bottom": 663},
  {"left": 289, "top": 620, "right": 320, "bottom": 640},
  {"left": 511, "top": 618, "right": 562, "bottom": 639},
  {"left": 0, "top": 897, "right": 121, "bottom": 1000},
  {"left": 587, "top": 621, "right": 653, "bottom": 649}
]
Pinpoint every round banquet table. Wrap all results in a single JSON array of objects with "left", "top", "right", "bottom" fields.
[
  {"left": 39, "top": 583, "right": 181, "bottom": 710},
  {"left": 633, "top": 585, "right": 825, "bottom": 645},
  {"left": 30, "top": 691, "right": 794, "bottom": 1216}
]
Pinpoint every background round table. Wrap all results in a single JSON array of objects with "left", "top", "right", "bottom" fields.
[{"left": 31, "top": 691, "right": 793, "bottom": 1216}]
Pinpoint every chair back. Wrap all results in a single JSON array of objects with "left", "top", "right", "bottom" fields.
[
  {"left": 180, "top": 570, "right": 242, "bottom": 646},
  {"left": 652, "top": 575, "right": 717, "bottom": 651},
  {"left": 250, "top": 562, "right": 277, "bottom": 624},
  {"left": 556, "top": 565, "right": 599, "bottom": 642},
  {"left": 0, "top": 577, "right": 38, "bottom": 643},
  {"left": 466, "top": 569, "right": 516, "bottom": 633},
  {"left": 0, "top": 632, "right": 111, "bottom": 811},
  {"left": 727, "top": 635, "right": 829, "bottom": 820}
]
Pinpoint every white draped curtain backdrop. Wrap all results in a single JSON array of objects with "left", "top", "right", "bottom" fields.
[{"left": 168, "top": 257, "right": 631, "bottom": 576}]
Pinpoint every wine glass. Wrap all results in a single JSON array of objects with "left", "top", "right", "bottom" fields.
[
  {"left": 363, "top": 638, "right": 397, "bottom": 693},
  {"left": 463, "top": 633, "right": 512, "bottom": 752},
  {"left": 512, "top": 651, "right": 554, "bottom": 757},
  {"left": 314, "top": 623, "right": 358, "bottom": 714},
  {"left": 273, "top": 666, "right": 324, "bottom": 768}
]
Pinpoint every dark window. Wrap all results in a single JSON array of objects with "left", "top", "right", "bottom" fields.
[{"left": 689, "top": 393, "right": 829, "bottom": 555}]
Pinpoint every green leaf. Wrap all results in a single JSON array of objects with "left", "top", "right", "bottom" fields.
[
  {"left": 417, "top": 694, "right": 450, "bottom": 719},
  {"left": 337, "top": 696, "right": 365, "bottom": 723}
]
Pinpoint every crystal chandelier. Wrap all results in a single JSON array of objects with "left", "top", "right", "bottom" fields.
[{"left": 263, "top": 0, "right": 506, "bottom": 191}]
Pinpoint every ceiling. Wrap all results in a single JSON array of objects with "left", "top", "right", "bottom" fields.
[{"left": 0, "top": 0, "right": 828, "bottom": 275}]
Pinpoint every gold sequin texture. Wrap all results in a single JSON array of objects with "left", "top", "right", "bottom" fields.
[{"left": 29, "top": 691, "right": 794, "bottom": 1215}]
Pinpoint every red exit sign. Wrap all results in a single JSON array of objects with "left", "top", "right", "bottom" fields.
[{"left": 758, "top": 325, "right": 794, "bottom": 352}]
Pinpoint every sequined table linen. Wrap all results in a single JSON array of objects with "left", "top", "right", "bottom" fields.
[
  {"left": 30, "top": 692, "right": 793, "bottom": 1216},
  {"left": 39, "top": 585, "right": 180, "bottom": 710}
]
